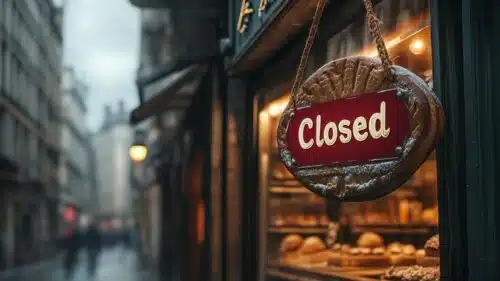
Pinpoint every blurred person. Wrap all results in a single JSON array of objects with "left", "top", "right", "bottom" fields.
[
  {"left": 62, "top": 223, "right": 81, "bottom": 280},
  {"left": 84, "top": 219, "right": 102, "bottom": 278}
]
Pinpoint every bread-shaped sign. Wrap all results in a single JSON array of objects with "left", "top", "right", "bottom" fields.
[{"left": 277, "top": 56, "right": 444, "bottom": 201}]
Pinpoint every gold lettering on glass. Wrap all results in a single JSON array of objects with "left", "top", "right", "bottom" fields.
[
  {"left": 258, "top": 0, "right": 268, "bottom": 17},
  {"left": 237, "top": 0, "right": 254, "bottom": 33}
]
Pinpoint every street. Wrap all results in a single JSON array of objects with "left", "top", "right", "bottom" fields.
[{"left": 0, "top": 247, "right": 156, "bottom": 281}]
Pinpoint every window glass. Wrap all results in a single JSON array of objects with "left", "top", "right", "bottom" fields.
[{"left": 260, "top": 1, "right": 438, "bottom": 280}]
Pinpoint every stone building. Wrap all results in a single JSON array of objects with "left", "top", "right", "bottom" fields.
[
  {"left": 59, "top": 67, "right": 98, "bottom": 225},
  {"left": 0, "top": 0, "right": 63, "bottom": 267},
  {"left": 92, "top": 101, "right": 133, "bottom": 217}
]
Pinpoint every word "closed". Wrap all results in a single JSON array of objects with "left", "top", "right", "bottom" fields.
[{"left": 297, "top": 102, "right": 391, "bottom": 150}]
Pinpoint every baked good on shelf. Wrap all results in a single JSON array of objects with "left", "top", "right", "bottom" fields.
[
  {"left": 424, "top": 235, "right": 439, "bottom": 257},
  {"left": 357, "top": 232, "right": 384, "bottom": 248},
  {"left": 382, "top": 265, "right": 440, "bottom": 281},
  {"left": 295, "top": 236, "right": 331, "bottom": 265},
  {"left": 387, "top": 242, "right": 403, "bottom": 253},
  {"left": 421, "top": 207, "right": 438, "bottom": 225},
  {"left": 341, "top": 246, "right": 391, "bottom": 267},
  {"left": 279, "top": 234, "right": 304, "bottom": 264},
  {"left": 416, "top": 235, "right": 440, "bottom": 267},
  {"left": 338, "top": 232, "right": 390, "bottom": 267},
  {"left": 389, "top": 244, "right": 417, "bottom": 266},
  {"left": 327, "top": 243, "right": 347, "bottom": 266}
]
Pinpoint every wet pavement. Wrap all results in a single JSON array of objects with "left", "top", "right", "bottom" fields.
[{"left": 0, "top": 246, "right": 156, "bottom": 281}]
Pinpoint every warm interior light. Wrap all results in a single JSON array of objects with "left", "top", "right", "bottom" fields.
[
  {"left": 129, "top": 144, "right": 148, "bottom": 163},
  {"left": 268, "top": 99, "right": 289, "bottom": 117},
  {"left": 268, "top": 104, "right": 282, "bottom": 117},
  {"left": 409, "top": 39, "right": 426, "bottom": 55}
]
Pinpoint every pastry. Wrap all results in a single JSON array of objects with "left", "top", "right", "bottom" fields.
[
  {"left": 295, "top": 236, "right": 331, "bottom": 265},
  {"left": 424, "top": 235, "right": 439, "bottom": 257},
  {"left": 357, "top": 232, "right": 384, "bottom": 248},
  {"left": 279, "top": 234, "right": 304, "bottom": 264},
  {"left": 416, "top": 235, "right": 440, "bottom": 267},
  {"left": 390, "top": 244, "right": 417, "bottom": 266},
  {"left": 342, "top": 247, "right": 391, "bottom": 267},
  {"left": 339, "top": 232, "right": 390, "bottom": 267},
  {"left": 382, "top": 265, "right": 440, "bottom": 281},
  {"left": 421, "top": 208, "right": 438, "bottom": 225},
  {"left": 327, "top": 243, "right": 345, "bottom": 266}
]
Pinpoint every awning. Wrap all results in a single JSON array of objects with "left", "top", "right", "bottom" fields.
[{"left": 130, "top": 63, "right": 208, "bottom": 125}]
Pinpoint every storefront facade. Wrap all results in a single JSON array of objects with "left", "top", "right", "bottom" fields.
[
  {"left": 129, "top": 0, "right": 500, "bottom": 280},
  {"left": 227, "top": 0, "right": 500, "bottom": 281}
]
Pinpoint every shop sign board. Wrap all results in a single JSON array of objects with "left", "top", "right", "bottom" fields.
[
  {"left": 277, "top": 57, "right": 444, "bottom": 201},
  {"left": 286, "top": 89, "right": 409, "bottom": 167},
  {"left": 234, "top": 0, "right": 289, "bottom": 55}
]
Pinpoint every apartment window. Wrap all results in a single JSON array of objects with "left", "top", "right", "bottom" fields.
[
  {"left": 3, "top": 51, "right": 11, "bottom": 96},
  {"left": 11, "top": 57, "right": 20, "bottom": 103},
  {"left": 0, "top": 43, "right": 4, "bottom": 93}
]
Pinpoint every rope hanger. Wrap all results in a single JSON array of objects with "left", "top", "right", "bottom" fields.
[{"left": 290, "top": 0, "right": 393, "bottom": 110}]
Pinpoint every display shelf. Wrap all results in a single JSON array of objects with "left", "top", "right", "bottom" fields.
[
  {"left": 267, "top": 263, "right": 380, "bottom": 281},
  {"left": 352, "top": 223, "right": 438, "bottom": 235},
  {"left": 270, "top": 186, "right": 312, "bottom": 194},
  {"left": 269, "top": 179, "right": 302, "bottom": 187},
  {"left": 268, "top": 226, "right": 328, "bottom": 234}
]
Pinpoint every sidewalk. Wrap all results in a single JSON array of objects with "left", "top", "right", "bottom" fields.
[
  {"left": 0, "top": 247, "right": 159, "bottom": 281},
  {"left": 0, "top": 254, "right": 63, "bottom": 281}
]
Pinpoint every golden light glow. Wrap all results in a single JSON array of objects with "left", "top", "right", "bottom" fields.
[
  {"left": 266, "top": 96, "right": 290, "bottom": 117},
  {"left": 357, "top": 12, "right": 430, "bottom": 58},
  {"left": 409, "top": 39, "right": 426, "bottom": 55},
  {"left": 129, "top": 144, "right": 148, "bottom": 164}
]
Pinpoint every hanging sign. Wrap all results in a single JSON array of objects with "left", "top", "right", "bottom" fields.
[
  {"left": 286, "top": 88, "right": 409, "bottom": 167},
  {"left": 277, "top": 0, "right": 444, "bottom": 201}
]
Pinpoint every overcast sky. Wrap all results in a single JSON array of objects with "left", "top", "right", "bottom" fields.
[{"left": 61, "top": 0, "right": 140, "bottom": 131}]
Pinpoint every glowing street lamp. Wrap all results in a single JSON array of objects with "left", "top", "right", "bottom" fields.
[{"left": 129, "top": 142, "right": 148, "bottom": 164}]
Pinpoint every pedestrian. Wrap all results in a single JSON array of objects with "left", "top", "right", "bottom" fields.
[
  {"left": 62, "top": 223, "right": 81, "bottom": 280},
  {"left": 84, "top": 219, "right": 102, "bottom": 278}
]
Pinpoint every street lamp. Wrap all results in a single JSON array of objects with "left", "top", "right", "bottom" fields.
[{"left": 129, "top": 141, "right": 148, "bottom": 164}]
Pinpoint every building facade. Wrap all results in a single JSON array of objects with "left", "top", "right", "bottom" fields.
[
  {"left": 59, "top": 67, "right": 98, "bottom": 221},
  {"left": 0, "top": 0, "right": 63, "bottom": 268},
  {"left": 93, "top": 102, "right": 133, "bottom": 217}
]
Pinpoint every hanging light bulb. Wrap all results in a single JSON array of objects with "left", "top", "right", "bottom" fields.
[{"left": 409, "top": 39, "right": 426, "bottom": 55}]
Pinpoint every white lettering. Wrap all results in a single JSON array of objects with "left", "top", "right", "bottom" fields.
[
  {"left": 315, "top": 115, "right": 325, "bottom": 147},
  {"left": 353, "top": 117, "right": 368, "bottom": 141},
  {"left": 298, "top": 118, "right": 314, "bottom": 149},
  {"left": 323, "top": 122, "right": 338, "bottom": 145},
  {"left": 369, "top": 101, "right": 391, "bottom": 139},
  {"left": 296, "top": 101, "right": 392, "bottom": 150},
  {"left": 338, "top": 120, "right": 352, "bottom": 143}
]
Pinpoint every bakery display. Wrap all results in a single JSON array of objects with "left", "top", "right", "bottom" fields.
[
  {"left": 263, "top": 16, "right": 440, "bottom": 281},
  {"left": 340, "top": 232, "right": 391, "bottom": 267},
  {"left": 382, "top": 266, "right": 440, "bottom": 281},
  {"left": 417, "top": 235, "right": 440, "bottom": 267},
  {"left": 389, "top": 244, "right": 417, "bottom": 266},
  {"left": 358, "top": 232, "right": 384, "bottom": 248},
  {"left": 279, "top": 234, "right": 305, "bottom": 264},
  {"left": 327, "top": 243, "right": 350, "bottom": 266},
  {"left": 295, "top": 236, "right": 332, "bottom": 265}
]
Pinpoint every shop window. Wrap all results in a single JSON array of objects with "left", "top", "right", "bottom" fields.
[{"left": 259, "top": 3, "right": 438, "bottom": 280}]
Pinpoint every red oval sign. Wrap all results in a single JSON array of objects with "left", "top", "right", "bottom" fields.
[
  {"left": 286, "top": 89, "right": 409, "bottom": 167},
  {"left": 277, "top": 56, "right": 444, "bottom": 201}
]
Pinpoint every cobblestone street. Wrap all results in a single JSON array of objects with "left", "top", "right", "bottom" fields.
[{"left": 0, "top": 247, "right": 156, "bottom": 281}]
